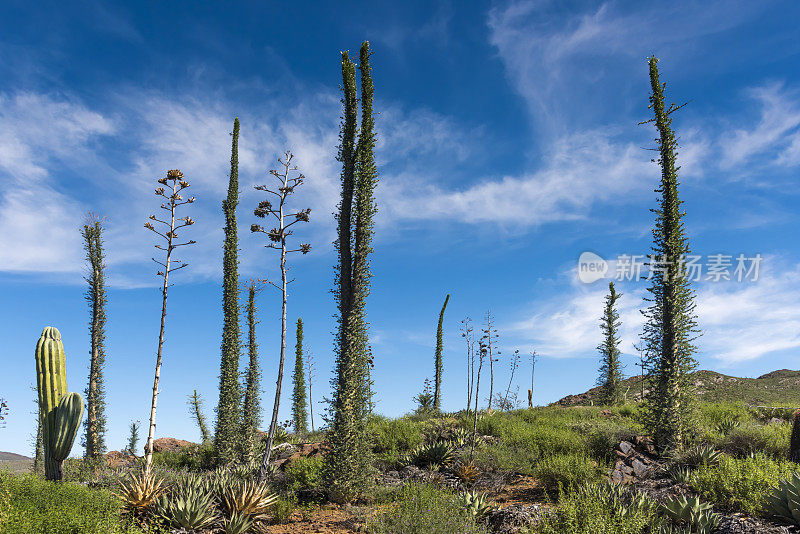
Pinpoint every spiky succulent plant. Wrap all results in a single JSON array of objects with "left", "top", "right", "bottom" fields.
[
  {"left": 153, "top": 474, "right": 216, "bottom": 530},
  {"left": 765, "top": 472, "right": 800, "bottom": 526},
  {"left": 457, "top": 490, "right": 496, "bottom": 520},
  {"left": 220, "top": 479, "right": 278, "bottom": 521},
  {"left": 660, "top": 494, "right": 720, "bottom": 534},
  {"left": 115, "top": 471, "right": 166, "bottom": 513}
]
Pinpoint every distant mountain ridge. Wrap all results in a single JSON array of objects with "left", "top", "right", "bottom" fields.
[
  {"left": 556, "top": 369, "right": 800, "bottom": 407},
  {"left": 0, "top": 451, "right": 31, "bottom": 462}
]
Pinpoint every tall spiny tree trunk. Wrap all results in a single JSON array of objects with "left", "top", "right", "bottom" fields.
[
  {"left": 640, "top": 56, "right": 699, "bottom": 452},
  {"left": 306, "top": 350, "right": 315, "bottom": 432},
  {"left": 241, "top": 282, "right": 262, "bottom": 461},
  {"left": 215, "top": 117, "right": 243, "bottom": 464},
  {"left": 188, "top": 389, "right": 210, "bottom": 442},
  {"left": 433, "top": 294, "right": 449, "bottom": 410},
  {"left": 292, "top": 318, "right": 308, "bottom": 433},
  {"left": 82, "top": 218, "right": 107, "bottom": 460},
  {"left": 143, "top": 170, "right": 196, "bottom": 475},
  {"left": 597, "top": 281, "right": 624, "bottom": 406},
  {"left": 325, "top": 41, "right": 378, "bottom": 503}
]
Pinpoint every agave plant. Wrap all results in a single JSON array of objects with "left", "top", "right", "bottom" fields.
[
  {"left": 577, "top": 481, "right": 657, "bottom": 518},
  {"left": 231, "top": 459, "right": 260, "bottom": 481},
  {"left": 417, "top": 442, "right": 456, "bottom": 468},
  {"left": 714, "top": 417, "right": 741, "bottom": 436},
  {"left": 222, "top": 510, "right": 256, "bottom": 534},
  {"left": 660, "top": 494, "right": 720, "bottom": 534},
  {"left": 115, "top": 470, "right": 167, "bottom": 513},
  {"left": 764, "top": 472, "right": 800, "bottom": 526},
  {"left": 153, "top": 475, "right": 216, "bottom": 531},
  {"left": 450, "top": 427, "right": 472, "bottom": 448},
  {"left": 453, "top": 461, "right": 480, "bottom": 485},
  {"left": 457, "top": 490, "right": 496, "bottom": 520},
  {"left": 681, "top": 444, "right": 723, "bottom": 468},
  {"left": 220, "top": 479, "right": 278, "bottom": 521},
  {"left": 667, "top": 465, "right": 694, "bottom": 484}
]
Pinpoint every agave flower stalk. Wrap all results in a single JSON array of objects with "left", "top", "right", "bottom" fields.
[
  {"left": 143, "top": 169, "right": 196, "bottom": 476},
  {"left": 251, "top": 151, "right": 311, "bottom": 481}
]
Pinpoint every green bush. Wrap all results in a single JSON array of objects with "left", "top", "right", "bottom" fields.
[
  {"left": 271, "top": 495, "right": 297, "bottom": 524},
  {"left": 537, "top": 482, "right": 661, "bottom": 534},
  {"left": 151, "top": 442, "right": 216, "bottom": 471},
  {"left": 691, "top": 453, "right": 799, "bottom": 514},
  {"left": 535, "top": 453, "right": 604, "bottom": 492},
  {"left": 284, "top": 456, "right": 323, "bottom": 492},
  {"left": 715, "top": 423, "right": 790, "bottom": 459},
  {"left": 0, "top": 471, "right": 151, "bottom": 534},
  {"left": 368, "top": 483, "right": 489, "bottom": 533},
  {"left": 368, "top": 415, "right": 424, "bottom": 455}
]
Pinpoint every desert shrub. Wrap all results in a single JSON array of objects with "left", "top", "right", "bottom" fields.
[
  {"left": 716, "top": 423, "right": 790, "bottom": 459},
  {"left": 537, "top": 482, "right": 661, "bottom": 534},
  {"left": 368, "top": 482, "right": 489, "bottom": 533},
  {"left": 535, "top": 453, "right": 604, "bottom": 491},
  {"left": 0, "top": 471, "right": 151, "bottom": 534},
  {"left": 151, "top": 442, "right": 216, "bottom": 471},
  {"left": 368, "top": 415, "right": 424, "bottom": 455},
  {"left": 699, "top": 402, "right": 750, "bottom": 427},
  {"left": 271, "top": 495, "right": 297, "bottom": 524},
  {"left": 691, "top": 453, "right": 799, "bottom": 514},
  {"left": 284, "top": 456, "right": 323, "bottom": 492},
  {"left": 463, "top": 407, "right": 639, "bottom": 474}
]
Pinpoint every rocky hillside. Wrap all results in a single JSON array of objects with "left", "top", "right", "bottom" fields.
[
  {"left": 0, "top": 451, "right": 32, "bottom": 474},
  {"left": 556, "top": 369, "right": 800, "bottom": 407}
]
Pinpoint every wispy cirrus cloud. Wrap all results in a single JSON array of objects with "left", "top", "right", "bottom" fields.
[
  {"left": 721, "top": 82, "right": 800, "bottom": 169},
  {"left": 0, "top": 92, "right": 114, "bottom": 273},
  {"left": 508, "top": 260, "right": 800, "bottom": 365}
]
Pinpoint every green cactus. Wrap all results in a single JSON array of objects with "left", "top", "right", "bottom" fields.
[{"left": 36, "top": 327, "right": 84, "bottom": 480}]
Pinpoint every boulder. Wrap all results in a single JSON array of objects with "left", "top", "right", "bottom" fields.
[
  {"left": 486, "top": 504, "right": 547, "bottom": 534},
  {"left": 149, "top": 437, "right": 196, "bottom": 454}
]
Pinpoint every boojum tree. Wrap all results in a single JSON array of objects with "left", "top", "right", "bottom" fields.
[
  {"left": 597, "top": 281, "right": 624, "bottom": 406},
  {"left": 81, "top": 214, "right": 108, "bottom": 460},
  {"left": 187, "top": 389, "right": 210, "bottom": 443},
  {"left": 143, "top": 169, "right": 196, "bottom": 475},
  {"left": 251, "top": 151, "right": 311, "bottom": 481},
  {"left": 433, "top": 294, "right": 450, "bottom": 411},
  {"left": 292, "top": 318, "right": 308, "bottom": 433},
  {"left": 324, "top": 41, "right": 379, "bottom": 503},
  {"left": 241, "top": 279, "right": 263, "bottom": 461},
  {"left": 639, "top": 56, "right": 700, "bottom": 452},
  {"left": 215, "top": 117, "right": 243, "bottom": 464}
]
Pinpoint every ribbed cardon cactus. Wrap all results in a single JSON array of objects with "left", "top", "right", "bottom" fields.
[{"left": 36, "top": 326, "right": 84, "bottom": 480}]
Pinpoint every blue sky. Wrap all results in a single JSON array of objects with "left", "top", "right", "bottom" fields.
[{"left": 1, "top": 0, "right": 799, "bottom": 456}]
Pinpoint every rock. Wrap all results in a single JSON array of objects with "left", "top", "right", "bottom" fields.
[
  {"left": 610, "top": 469, "right": 632, "bottom": 484},
  {"left": 634, "top": 436, "right": 656, "bottom": 455},
  {"left": 769, "top": 417, "right": 786, "bottom": 425},
  {"left": 631, "top": 458, "right": 649, "bottom": 478},
  {"left": 399, "top": 465, "right": 424, "bottom": 480},
  {"left": 620, "top": 463, "right": 634, "bottom": 476},
  {"left": 149, "top": 437, "right": 195, "bottom": 454},
  {"left": 618, "top": 441, "right": 634, "bottom": 455},
  {"left": 275, "top": 442, "right": 326, "bottom": 469},
  {"left": 485, "top": 504, "right": 546, "bottom": 534},
  {"left": 104, "top": 450, "right": 136, "bottom": 469}
]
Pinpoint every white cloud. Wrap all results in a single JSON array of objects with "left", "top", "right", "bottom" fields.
[
  {"left": 721, "top": 83, "right": 800, "bottom": 168},
  {"left": 381, "top": 128, "right": 655, "bottom": 226},
  {"left": 509, "top": 261, "right": 800, "bottom": 365},
  {"left": 696, "top": 264, "right": 800, "bottom": 363},
  {"left": 509, "top": 278, "right": 646, "bottom": 359},
  {"left": 0, "top": 92, "right": 114, "bottom": 273},
  {"left": 487, "top": 0, "right": 760, "bottom": 131}
]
